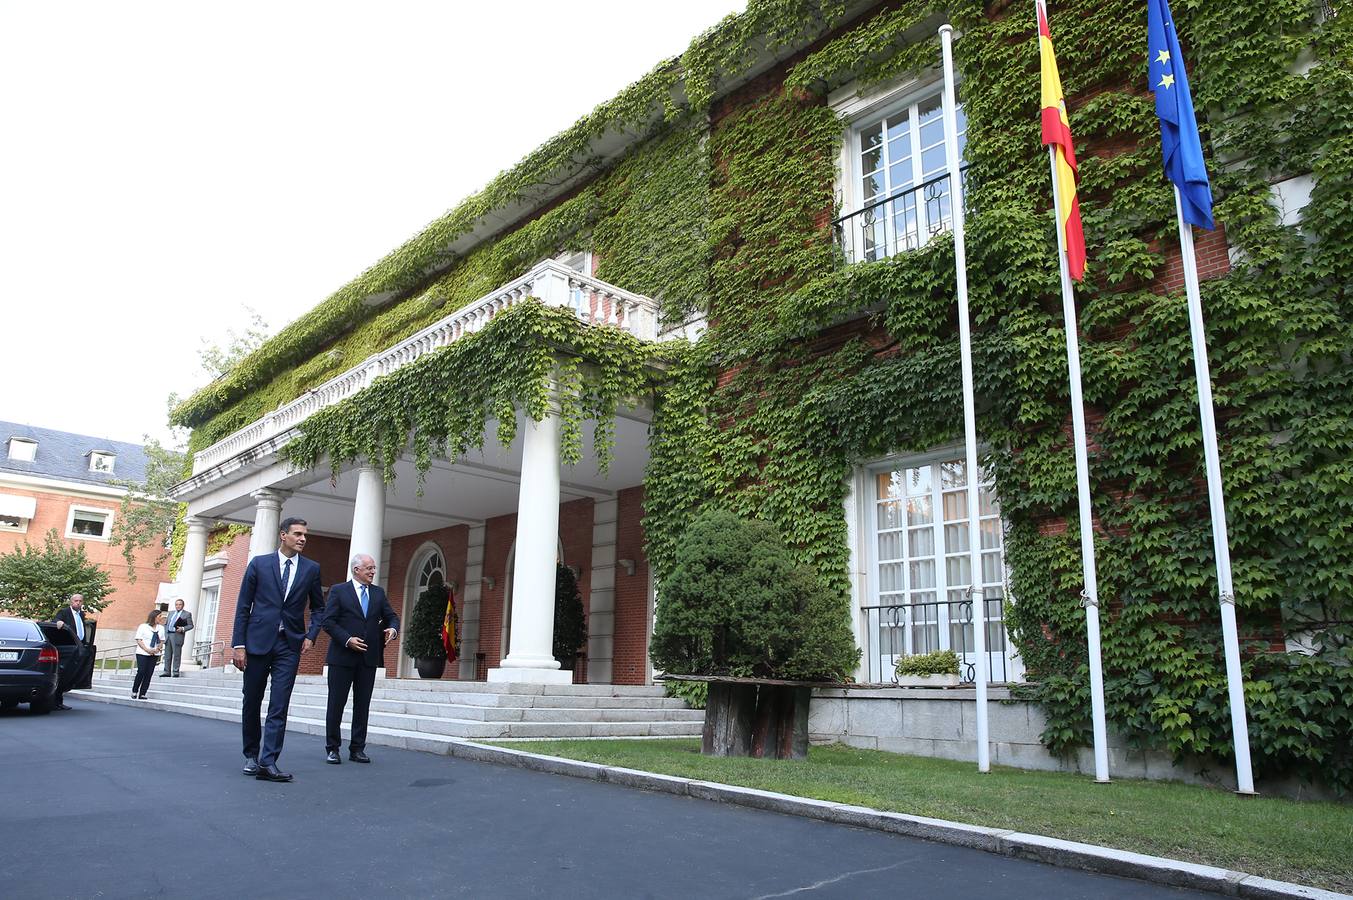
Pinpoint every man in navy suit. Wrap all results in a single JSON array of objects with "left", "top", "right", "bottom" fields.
[
  {"left": 322, "top": 553, "right": 398, "bottom": 764},
  {"left": 231, "top": 517, "right": 325, "bottom": 782}
]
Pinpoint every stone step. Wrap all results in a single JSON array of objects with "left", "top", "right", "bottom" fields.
[
  {"left": 72, "top": 686, "right": 702, "bottom": 742},
  {"left": 91, "top": 673, "right": 690, "bottom": 710},
  {"left": 82, "top": 682, "right": 702, "bottom": 726}
]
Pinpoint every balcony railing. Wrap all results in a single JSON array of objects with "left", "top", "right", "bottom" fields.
[
  {"left": 192, "top": 260, "right": 665, "bottom": 474},
  {"left": 833, "top": 168, "right": 970, "bottom": 266},
  {"left": 860, "top": 595, "right": 1011, "bottom": 685}
]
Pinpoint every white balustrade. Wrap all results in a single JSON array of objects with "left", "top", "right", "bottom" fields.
[{"left": 192, "top": 260, "right": 667, "bottom": 474}]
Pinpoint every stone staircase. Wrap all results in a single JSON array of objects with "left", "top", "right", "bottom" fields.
[{"left": 74, "top": 670, "right": 703, "bottom": 752}]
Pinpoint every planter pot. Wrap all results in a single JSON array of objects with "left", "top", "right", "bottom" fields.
[
  {"left": 415, "top": 657, "right": 447, "bottom": 679},
  {"left": 894, "top": 673, "right": 961, "bottom": 687}
]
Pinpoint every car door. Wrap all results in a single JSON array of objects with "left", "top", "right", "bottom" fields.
[{"left": 37, "top": 622, "right": 85, "bottom": 691}]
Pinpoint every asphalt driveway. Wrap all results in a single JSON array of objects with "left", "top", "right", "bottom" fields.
[{"left": 0, "top": 697, "right": 1213, "bottom": 899}]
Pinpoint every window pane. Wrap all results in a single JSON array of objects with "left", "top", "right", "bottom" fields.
[
  {"left": 979, "top": 486, "right": 999, "bottom": 516},
  {"left": 862, "top": 172, "right": 883, "bottom": 202},
  {"left": 942, "top": 490, "right": 966, "bottom": 522},
  {"left": 947, "top": 555, "right": 971, "bottom": 586},
  {"left": 909, "top": 560, "right": 935, "bottom": 589},
  {"left": 921, "top": 144, "right": 947, "bottom": 178},
  {"left": 980, "top": 518, "right": 1001, "bottom": 549},
  {"left": 944, "top": 522, "right": 968, "bottom": 553},
  {"left": 877, "top": 472, "right": 904, "bottom": 501},
  {"left": 877, "top": 500, "right": 902, "bottom": 530},
  {"left": 888, "top": 161, "right": 910, "bottom": 193},
  {"left": 904, "top": 465, "right": 932, "bottom": 495},
  {"left": 907, "top": 527, "right": 933, "bottom": 558},
  {"left": 879, "top": 562, "right": 903, "bottom": 592},
  {"left": 906, "top": 495, "right": 933, "bottom": 526},
  {"left": 861, "top": 144, "right": 882, "bottom": 175},
  {"left": 886, "top": 115, "right": 910, "bottom": 143},
  {"left": 982, "top": 551, "right": 1003, "bottom": 583},
  {"left": 877, "top": 530, "right": 902, "bottom": 561},
  {"left": 862, "top": 123, "right": 883, "bottom": 151},
  {"left": 939, "top": 459, "right": 966, "bottom": 488}
]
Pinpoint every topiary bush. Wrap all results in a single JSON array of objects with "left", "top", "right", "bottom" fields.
[
  {"left": 649, "top": 508, "right": 859, "bottom": 681},
  {"left": 404, "top": 575, "right": 449, "bottom": 661},
  {"left": 553, "top": 563, "right": 587, "bottom": 666}
]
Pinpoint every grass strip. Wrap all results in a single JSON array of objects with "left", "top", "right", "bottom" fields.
[{"left": 489, "top": 739, "right": 1352, "bottom": 891}]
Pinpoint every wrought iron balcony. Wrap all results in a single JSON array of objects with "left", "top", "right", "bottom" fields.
[
  {"left": 191, "top": 260, "right": 666, "bottom": 474},
  {"left": 833, "top": 168, "right": 970, "bottom": 266},
  {"left": 860, "top": 594, "right": 1011, "bottom": 684}
]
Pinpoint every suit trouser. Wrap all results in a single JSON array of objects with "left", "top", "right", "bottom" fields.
[
  {"left": 162, "top": 633, "right": 186, "bottom": 674},
  {"left": 326, "top": 663, "right": 377, "bottom": 753},
  {"left": 241, "top": 631, "right": 300, "bottom": 767}
]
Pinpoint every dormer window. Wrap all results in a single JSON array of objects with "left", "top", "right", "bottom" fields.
[
  {"left": 7, "top": 438, "right": 37, "bottom": 462},
  {"left": 89, "top": 451, "right": 116, "bottom": 474}
]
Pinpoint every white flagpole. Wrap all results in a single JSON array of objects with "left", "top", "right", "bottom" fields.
[
  {"left": 1047, "top": 145, "right": 1110, "bottom": 783},
  {"left": 1172, "top": 187, "right": 1256, "bottom": 794},
  {"left": 940, "top": 24, "right": 990, "bottom": 774},
  {"left": 1037, "top": 0, "right": 1109, "bottom": 783}
]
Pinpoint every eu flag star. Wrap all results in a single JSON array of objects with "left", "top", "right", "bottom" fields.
[
  {"left": 1155, "top": 49, "right": 1170, "bottom": 65},
  {"left": 1158, "top": 72, "right": 1175, "bottom": 89}
]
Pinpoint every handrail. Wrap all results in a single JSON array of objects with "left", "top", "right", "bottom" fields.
[
  {"left": 94, "top": 643, "right": 140, "bottom": 673},
  {"left": 193, "top": 639, "right": 229, "bottom": 670}
]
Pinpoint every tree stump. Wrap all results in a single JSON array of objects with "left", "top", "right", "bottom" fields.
[{"left": 677, "top": 676, "right": 819, "bottom": 760}]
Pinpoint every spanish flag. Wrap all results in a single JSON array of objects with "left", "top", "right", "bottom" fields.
[
  {"left": 441, "top": 588, "right": 458, "bottom": 661},
  {"left": 1038, "top": 0, "right": 1086, "bottom": 281}
]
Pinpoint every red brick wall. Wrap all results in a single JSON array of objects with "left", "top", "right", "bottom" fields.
[
  {"left": 385, "top": 525, "right": 469, "bottom": 679},
  {"left": 0, "top": 486, "right": 170, "bottom": 640},
  {"left": 210, "top": 531, "right": 252, "bottom": 653},
  {"left": 612, "top": 486, "right": 650, "bottom": 685}
]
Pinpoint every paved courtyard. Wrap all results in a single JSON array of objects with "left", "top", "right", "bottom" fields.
[{"left": 0, "top": 698, "right": 1214, "bottom": 899}]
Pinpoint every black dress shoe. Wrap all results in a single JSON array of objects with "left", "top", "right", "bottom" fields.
[
  {"left": 54, "top": 704, "right": 72, "bottom": 711},
  {"left": 242, "top": 757, "right": 260, "bottom": 776},
  {"left": 158, "top": 673, "right": 171, "bottom": 678},
  {"left": 256, "top": 764, "right": 293, "bottom": 782},
  {"left": 348, "top": 750, "right": 371, "bottom": 764},
  {"left": 326, "top": 750, "right": 342, "bottom": 765}
]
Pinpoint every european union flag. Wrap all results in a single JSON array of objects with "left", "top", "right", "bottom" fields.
[{"left": 1148, "top": 0, "right": 1213, "bottom": 230}]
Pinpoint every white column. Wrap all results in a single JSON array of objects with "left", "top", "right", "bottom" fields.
[
  {"left": 177, "top": 516, "right": 212, "bottom": 623},
  {"left": 248, "top": 488, "right": 289, "bottom": 559},
  {"left": 489, "top": 409, "right": 571, "bottom": 684},
  {"left": 348, "top": 466, "right": 386, "bottom": 566}
]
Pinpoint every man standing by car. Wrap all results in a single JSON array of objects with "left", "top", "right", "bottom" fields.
[
  {"left": 232, "top": 517, "right": 325, "bottom": 783},
  {"left": 51, "top": 593, "right": 89, "bottom": 710},
  {"left": 321, "top": 553, "right": 398, "bottom": 765},
  {"left": 160, "top": 598, "right": 193, "bottom": 678}
]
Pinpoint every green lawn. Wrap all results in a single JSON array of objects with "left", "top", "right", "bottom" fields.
[{"left": 492, "top": 739, "right": 1353, "bottom": 892}]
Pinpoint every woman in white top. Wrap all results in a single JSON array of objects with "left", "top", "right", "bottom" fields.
[{"left": 132, "top": 609, "right": 167, "bottom": 699}]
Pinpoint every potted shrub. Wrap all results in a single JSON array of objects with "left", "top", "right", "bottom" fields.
[
  {"left": 649, "top": 508, "right": 860, "bottom": 758},
  {"left": 894, "top": 649, "right": 961, "bottom": 687},
  {"left": 405, "top": 575, "right": 450, "bottom": 678},
  {"left": 553, "top": 563, "right": 586, "bottom": 670}
]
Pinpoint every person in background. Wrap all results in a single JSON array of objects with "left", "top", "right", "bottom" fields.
[
  {"left": 321, "top": 553, "right": 398, "bottom": 765},
  {"left": 132, "top": 609, "right": 166, "bottom": 699},
  {"left": 160, "top": 598, "right": 194, "bottom": 678}
]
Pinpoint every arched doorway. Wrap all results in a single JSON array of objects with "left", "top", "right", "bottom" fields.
[{"left": 400, "top": 544, "right": 446, "bottom": 677}]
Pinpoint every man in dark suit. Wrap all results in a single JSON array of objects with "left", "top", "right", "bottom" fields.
[
  {"left": 51, "top": 593, "right": 89, "bottom": 711},
  {"left": 160, "top": 598, "right": 194, "bottom": 677},
  {"left": 322, "top": 553, "right": 398, "bottom": 764},
  {"left": 231, "top": 517, "right": 325, "bottom": 783}
]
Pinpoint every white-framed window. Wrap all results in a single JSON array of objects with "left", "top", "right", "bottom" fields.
[
  {"left": 0, "top": 514, "right": 27, "bottom": 533},
  {"left": 557, "top": 249, "right": 592, "bottom": 275},
  {"left": 0, "top": 493, "right": 36, "bottom": 533},
  {"left": 7, "top": 438, "right": 37, "bottom": 462},
  {"left": 832, "top": 75, "right": 967, "bottom": 264},
  {"left": 66, "top": 505, "right": 113, "bottom": 541},
  {"left": 858, "top": 448, "right": 1021, "bottom": 683},
  {"left": 89, "top": 451, "right": 116, "bottom": 474}
]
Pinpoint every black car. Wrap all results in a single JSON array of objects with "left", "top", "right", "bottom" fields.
[{"left": 0, "top": 617, "right": 93, "bottom": 713}]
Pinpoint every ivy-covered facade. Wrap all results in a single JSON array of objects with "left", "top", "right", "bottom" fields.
[{"left": 169, "top": 0, "right": 1352, "bottom": 789}]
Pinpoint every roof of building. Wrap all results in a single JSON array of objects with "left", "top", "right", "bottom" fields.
[{"left": 0, "top": 420, "right": 151, "bottom": 487}]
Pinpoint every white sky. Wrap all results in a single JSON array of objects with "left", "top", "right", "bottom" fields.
[{"left": 1, "top": 0, "right": 743, "bottom": 449}]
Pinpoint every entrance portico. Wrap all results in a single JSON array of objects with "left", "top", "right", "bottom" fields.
[{"left": 168, "top": 263, "right": 676, "bottom": 685}]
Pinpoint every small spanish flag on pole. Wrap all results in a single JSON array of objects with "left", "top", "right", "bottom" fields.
[
  {"left": 1037, "top": 0, "right": 1086, "bottom": 281},
  {"left": 1035, "top": 0, "right": 1110, "bottom": 783},
  {"left": 441, "top": 588, "right": 458, "bottom": 662}
]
